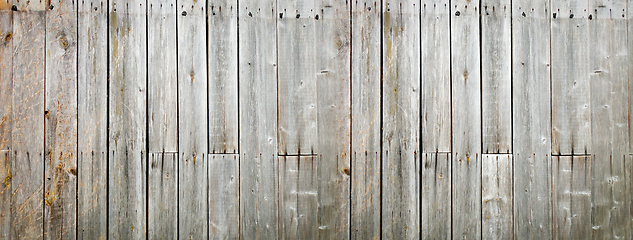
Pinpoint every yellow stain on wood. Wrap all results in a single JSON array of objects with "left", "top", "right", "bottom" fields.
[
  {"left": 3, "top": 168, "right": 10, "bottom": 186},
  {"left": 45, "top": 189, "right": 55, "bottom": 206}
]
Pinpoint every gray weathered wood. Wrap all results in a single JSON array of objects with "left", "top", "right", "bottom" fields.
[
  {"left": 552, "top": 156, "right": 592, "bottom": 239},
  {"left": 277, "top": 0, "right": 318, "bottom": 156},
  {"left": 589, "top": 1, "right": 631, "bottom": 237},
  {"left": 421, "top": 0, "right": 450, "bottom": 153},
  {"left": 148, "top": 0, "right": 177, "bottom": 153},
  {"left": 148, "top": 152, "right": 177, "bottom": 240},
  {"left": 238, "top": 0, "right": 279, "bottom": 238},
  {"left": 481, "top": 154, "right": 512, "bottom": 239},
  {"left": 0, "top": 151, "right": 9, "bottom": 239},
  {"left": 177, "top": 0, "right": 208, "bottom": 237},
  {"left": 44, "top": 0, "right": 78, "bottom": 238},
  {"left": 421, "top": 152, "right": 451, "bottom": 239},
  {"left": 351, "top": 1, "right": 380, "bottom": 239},
  {"left": 12, "top": 6, "right": 45, "bottom": 239},
  {"left": 279, "top": 156, "right": 318, "bottom": 239},
  {"left": 482, "top": 0, "right": 511, "bottom": 154},
  {"left": 381, "top": 1, "right": 420, "bottom": 239},
  {"left": 0, "top": 8, "right": 12, "bottom": 239},
  {"left": 78, "top": 0, "right": 108, "bottom": 238},
  {"left": 108, "top": 0, "right": 147, "bottom": 237},
  {"left": 314, "top": 0, "right": 351, "bottom": 238},
  {"left": 630, "top": 0, "right": 633, "bottom": 154},
  {"left": 451, "top": 0, "right": 481, "bottom": 238},
  {"left": 512, "top": 0, "right": 553, "bottom": 238},
  {"left": 551, "top": 0, "right": 591, "bottom": 155},
  {"left": 208, "top": 0, "right": 238, "bottom": 154},
  {"left": 209, "top": 154, "right": 239, "bottom": 239}
]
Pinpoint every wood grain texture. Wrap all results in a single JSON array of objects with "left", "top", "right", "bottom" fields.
[
  {"left": 108, "top": 0, "right": 147, "bottom": 237},
  {"left": 209, "top": 154, "right": 239, "bottom": 239},
  {"left": 630, "top": 0, "right": 633, "bottom": 154},
  {"left": 177, "top": 0, "right": 208, "bottom": 237},
  {"left": 208, "top": 0, "right": 238, "bottom": 154},
  {"left": 148, "top": 0, "right": 177, "bottom": 153},
  {"left": 512, "top": 0, "right": 552, "bottom": 238},
  {"left": 551, "top": 0, "right": 591, "bottom": 155},
  {"left": 148, "top": 152, "right": 177, "bottom": 240},
  {"left": 481, "top": 154, "right": 512, "bottom": 239},
  {"left": 0, "top": 9, "right": 12, "bottom": 240},
  {"left": 12, "top": 9, "right": 45, "bottom": 240},
  {"left": 0, "top": 151, "right": 9, "bottom": 239},
  {"left": 279, "top": 156, "right": 318, "bottom": 239},
  {"left": 44, "top": 0, "right": 78, "bottom": 238},
  {"left": 78, "top": 0, "right": 108, "bottom": 238},
  {"left": 421, "top": 0, "right": 451, "bottom": 153},
  {"left": 482, "top": 0, "right": 511, "bottom": 154},
  {"left": 552, "top": 156, "right": 592, "bottom": 239},
  {"left": 381, "top": 1, "right": 420, "bottom": 238},
  {"left": 451, "top": 0, "right": 481, "bottom": 238},
  {"left": 421, "top": 152, "right": 451, "bottom": 239},
  {"left": 589, "top": 1, "right": 631, "bottom": 237},
  {"left": 238, "top": 0, "right": 279, "bottom": 238},
  {"left": 315, "top": 0, "right": 351, "bottom": 238},
  {"left": 351, "top": 1, "right": 381, "bottom": 239},
  {"left": 277, "top": 0, "right": 318, "bottom": 156}
]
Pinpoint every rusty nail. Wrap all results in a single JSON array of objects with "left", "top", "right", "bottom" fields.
[
  {"left": 181, "top": 11, "right": 187, "bottom": 16},
  {"left": 455, "top": 11, "right": 460, "bottom": 16}
]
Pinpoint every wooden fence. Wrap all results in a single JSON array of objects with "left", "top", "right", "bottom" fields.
[{"left": 0, "top": 0, "right": 632, "bottom": 239}]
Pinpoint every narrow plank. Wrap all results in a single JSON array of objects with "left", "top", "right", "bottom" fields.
[
  {"left": 630, "top": 0, "right": 633, "bottom": 154},
  {"left": 421, "top": 152, "right": 451, "bottom": 239},
  {"left": 589, "top": 1, "right": 631, "bottom": 237},
  {"left": 277, "top": 0, "right": 318, "bottom": 156},
  {"left": 208, "top": 0, "right": 238, "bottom": 154},
  {"left": 512, "top": 0, "right": 553, "bottom": 238},
  {"left": 238, "top": 0, "right": 279, "bottom": 238},
  {"left": 12, "top": 5, "right": 46, "bottom": 239},
  {"left": 279, "top": 156, "right": 318, "bottom": 239},
  {"left": 421, "top": 0, "right": 450, "bottom": 153},
  {"left": 481, "top": 0, "right": 511, "bottom": 154},
  {"left": 350, "top": 1, "right": 381, "bottom": 239},
  {"left": 451, "top": 0, "right": 482, "bottom": 238},
  {"left": 552, "top": 156, "right": 592, "bottom": 239},
  {"left": 481, "top": 154, "right": 512, "bottom": 239},
  {"left": 551, "top": 0, "right": 591, "bottom": 155},
  {"left": 381, "top": 1, "right": 420, "bottom": 239},
  {"left": 0, "top": 8, "right": 12, "bottom": 240},
  {"left": 148, "top": 152, "right": 177, "bottom": 239},
  {"left": 209, "top": 154, "right": 239, "bottom": 239},
  {"left": 108, "top": 0, "right": 147, "bottom": 237},
  {"left": 148, "top": 0, "right": 177, "bottom": 153},
  {"left": 77, "top": 0, "right": 108, "bottom": 238},
  {"left": 315, "top": 0, "right": 351, "bottom": 238},
  {"left": 177, "top": 0, "right": 208, "bottom": 237},
  {"left": 44, "top": 0, "right": 78, "bottom": 238}
]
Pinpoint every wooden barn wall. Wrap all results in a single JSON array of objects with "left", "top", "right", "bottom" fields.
[{"left": 0, "top": 0, "right": 631, "bottom": 239}]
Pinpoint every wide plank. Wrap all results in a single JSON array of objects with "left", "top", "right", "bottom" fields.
[
  {"left": 279, "top": 156, "right": 318, "bottom": 239},
  {"left": 148, "top": 152, "right": 177, "bottom": 239},
  {"left": 481, "top": 154, "right": 512, "bottom": 239},
  {"left": 421, "top": 152, "right": 451, "bottom": 239},
  {"left": 552, "top": 156, "right": 592, "bottom": 239},
  {"left": 209, "top": 154, "right": 239, "bottom": 239}
]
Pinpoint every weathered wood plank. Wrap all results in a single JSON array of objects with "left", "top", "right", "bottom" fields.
[
  {"left": 552, "top": 156, "right": 592, "bottom": 239},
  {"left": 451, "top": 0, "right": 481, "bottom": 238},
  {"left": 78, "top": 0, "right": 108, "bottom": 238},
  {"left": 630, "top": 0, "right": 633, "bottom": 154},
  {"left": 481, "top": 154, "right": 512, "bottom": 239},
  {"left": 0, "top": 9, "right": 12, "bottom": 240},
  {"left": 238, "top": 0, "right": 279, "bottom": 238},
  {"left": 512, "top": 0, "right": 553, "bottom": 238},
  {"left": 351, "top": 1, "right": 380, "bottom": 239},
  {"left": 277, "top": 0, "right": 318, "bottom": 156},
  {"left": 421, "top": 152, "right": 451, "bottom": 239},
  {"left": 108, "top": 0, "right": 147, "bottom": 237},
  {"left": 12, "top": 8, "right": 45, "bottom": 239},
  {"left": 44, "top": 0, "right": 78, "bottom": 238},
  {"left": 148, "top": 152, "right": 177, "bottom": 240},
  {"left": 178, "top": 0, "right": 208, "bottom": 237},
  {"left": 279, "top": 156, "right": 318, "bottom": 239},
  {"left": 208, "top": 0, "right": 238, "bottom": 154},
  {"left": 482, "top": 0, "right": 511, "bottom": 154},
  {"left": 551, "top": 0, "right": 591, "bottom": 155},
  {"left": 421, "top": 0, "right": 450, "bottom": 153},
  {"left": 148, "top": 0, "right": 177, "bottom": 153},
  {"left": 315, "top": 0, "right": 351, "bottom": 238},
  {"left": 209, "top": 154, "right": 239, "bottom": 239},
  {"left": 381, "top": 1, "right": 420, "bottom": 239},
  {"left": 589, "top": 1, "right": 631, "bottom": 237}
]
